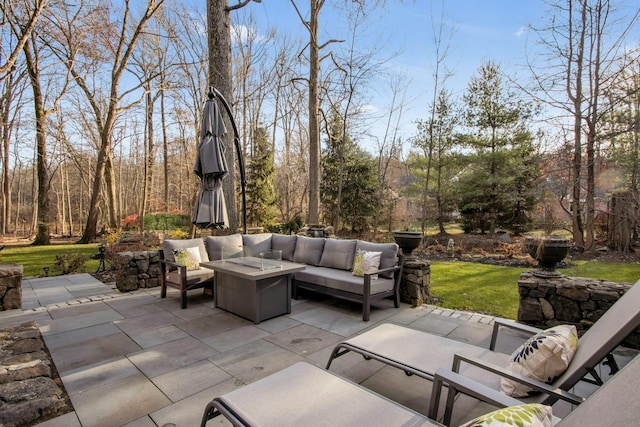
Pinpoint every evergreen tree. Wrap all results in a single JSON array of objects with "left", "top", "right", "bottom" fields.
[
  {"left": 458, "top": 62, "right": 539, "bottom": 234},
  {"left": 321, "top": 116, "right": 377, "bottom": 232},
  {"left": 246, "top": 127, "right": 276, "bottom": 227}
]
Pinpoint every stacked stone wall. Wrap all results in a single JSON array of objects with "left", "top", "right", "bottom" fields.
[
  {"left": 518, "top": 272, "right": 639, "bottom": 349},
  {"left": 400, "top": 260, "right": 432, "bottom": 307},
  {"left": 0, "top": 264, "right": 22, "bottom": 311},
  {"left": 113, "top": 251, "right": 162, "bottom": 292}
]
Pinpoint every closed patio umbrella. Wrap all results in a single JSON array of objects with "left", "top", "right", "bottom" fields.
[{"left": 192, "top": 90, "right": 229, "bottom": 229}]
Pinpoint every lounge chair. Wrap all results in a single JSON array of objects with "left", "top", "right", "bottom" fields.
[
  {"left": 200, "top": 361, "right": 525, "bottom": 427},
  {"left": 326, "top": 280, "right": 640, "bottom": 409},
  {"left": 200, "top": 355, "right": 640, "bottom": 426}
]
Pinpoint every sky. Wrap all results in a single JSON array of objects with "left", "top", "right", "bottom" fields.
[
  {"left": 241, "top": 0, "right": 554, "bottom": 145},
  {"left": 201, "top": 0, "right": 639, "bottom": 151}
]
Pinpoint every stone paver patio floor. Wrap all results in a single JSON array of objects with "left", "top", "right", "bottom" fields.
[{"left": 0, "top": 273, "right": 636, "bottom": 427}]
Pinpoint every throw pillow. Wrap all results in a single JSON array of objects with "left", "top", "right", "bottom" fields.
[
  {"left": 173, "top": 246, "right": 201, "bottom": 270},
  {"left": 354, "top": 241, "right": 398, "bottom": 278},
  {"left": 500, "top": 324, "right": 578, "bottom": 397},
  {"left": 459, "top": 403, "right": 553, "bottom": 427},
  {"left": 352, "top": 249, "right": 382, "bottom": 279}
]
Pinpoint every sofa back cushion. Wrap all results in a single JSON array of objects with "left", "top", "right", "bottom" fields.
[
  {"left": 205, "top": 234, "right": 243, "bottom": 261},
  {"left": 319, "top": 239, "right": 357, "bottom": 271},
  {"left": 271, "top": 234, "right": 298, "bottom": 261},
  {"left": 242, "top": 233, "right": 273, "bottom": 257},
  {"left": 354, "top": 241, "right": 399, "bottom": 278},
  {"left": 163, "top": 238, "right": 210, "bottom": 264},
  {"left": 293, "top": 236, "right": 326, "bottom": 266}
]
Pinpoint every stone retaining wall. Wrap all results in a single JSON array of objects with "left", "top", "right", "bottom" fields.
[
  {"left": 0, "top": 264, "right": 22, "bottom": 311},
  {"left": 400, "top": 260, "right": 432, "bottom": 307},
  {"left": 517, "top": 272, "right": 639, "bottom": 349},
  {"left": 0, "top": 321, "right": 71, "bottom": 426},
  {"left": 113, "top": 251, "right": 162, "bottom": 292}
]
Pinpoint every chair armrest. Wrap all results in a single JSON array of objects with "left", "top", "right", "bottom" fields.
[
  {"left": 452, "top": 354, "right": 585, "bottom": 406},
  {"left": 159, "top": 258, "right": 188, "bottom": 282},
  {"left": 490, "top": 318, "right": 542, "bottom": 350},
  {"left": 429, "top": 368, "right": 524, "bottom": 425},
  {"left": 364, "top": 264, "right": 402, "bottom": 277}
]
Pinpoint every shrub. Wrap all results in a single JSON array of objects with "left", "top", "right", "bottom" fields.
[
  {"left": 144, "top": 214, "right": 191, "bottom": 230},
  {"left": 54, "top": 253, "right": 89, "bottom": 275},
  {"left": 121, "top": 213, "right": 139, "bottom": 229},
  {"left": 167, "top": 229, "right": 189, "bottom": 239},
  {"left": 267, "top": 215, "right": 304, "bottom": 235}
]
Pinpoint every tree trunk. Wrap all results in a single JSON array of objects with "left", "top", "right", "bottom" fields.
[
  {"left": 1, "top": 73, "right": 14, "bottom": 235},
  {"left": 24, "top": 40, "right": 50, "bottom": 245},
  {"left": 307, "top": 0, "right": 321, "bottom": 225},
  {"left": 79, "top": 139, "right": 110, "bottom": 243},
  {"left": 139, "top": 86, "right": 154, "bottom": 231},
  {"left": 207, "top": 0, "right": 238, "bottom": 231},
  {"left": 161, "top": 78, "right": 169, "bottom": 211},
  {"left": 608, "top": 192, "right": 632, "bottom": 252}
]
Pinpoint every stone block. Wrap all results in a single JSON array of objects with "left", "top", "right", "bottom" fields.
[
  {"left": 517, "top": 296, "right": 543, "bottom": 322},
  {"left": 556, "top": 284, "right": 590, "bottom": 301},
  {"left": 540, "top": 298, "right": 554, "bottom": 320},
  {"left": 590, "top": 289, "right": 621, "bottom": 302},
  {"left": 549, "top": 295, "right": 581, "bottom": 323}
]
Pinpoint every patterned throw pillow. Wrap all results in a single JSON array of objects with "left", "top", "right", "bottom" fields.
[
  {"left": 352, "top": 250, "right": 382, "bottom": 279},
  {"left": 173, "top": 246, "right": 201, "bottom": 270},
  {"left": 500, "top": 324, "right": 578, "bottom": 397},
  {"left": 460, "top": 403, "right": 553, "bottom": 427}
]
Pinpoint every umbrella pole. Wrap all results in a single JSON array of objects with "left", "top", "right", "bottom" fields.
[{"left": 209, "top": 87, "right": 247, "bottom": 234}]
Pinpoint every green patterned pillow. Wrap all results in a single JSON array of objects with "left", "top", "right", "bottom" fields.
[
  {"left": 460, "top": 403, "right": 553, "bottom": 427},
  {"left": 501, "top": 324, "right": 578, "bottom": 397},
  {"left": 352, "top": 250, "right": 382, "bottom": 279},
  {"left": 173, "top": 246, "right": 201, "bottom": 270}
]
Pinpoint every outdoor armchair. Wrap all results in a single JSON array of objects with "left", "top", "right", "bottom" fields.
[{"left": 159, "top": 238, "right": 214, "bottom": 308}]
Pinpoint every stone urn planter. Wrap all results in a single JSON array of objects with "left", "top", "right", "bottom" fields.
[
  {"left": 523, "top": 236, "right": 571, "bottom": 277},
  {"left": 393, "top": 231, "right": 423, "bottom": 261}
]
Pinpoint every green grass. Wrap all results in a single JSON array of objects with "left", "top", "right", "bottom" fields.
[
  {"left": 430, "top": 260, "right": 640, "bottom": 319},
  {"left": 1, "top": 244, "right": 100, "bottom": 277}
]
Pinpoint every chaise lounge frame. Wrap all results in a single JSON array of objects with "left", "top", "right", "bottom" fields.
[{"left": 326, "top": 279, "right": 640, "bottom": 409}]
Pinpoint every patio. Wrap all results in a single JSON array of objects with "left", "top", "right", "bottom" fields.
[{"left": 1, "top": 273, "right": 636, "bottom": 427}]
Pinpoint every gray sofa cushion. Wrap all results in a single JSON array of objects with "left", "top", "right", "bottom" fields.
[
  {"left": 294, "top": 236, "right": 326, "bottom": 266},
  {"left": 319, "top": 239, "right": 357, "bottom": 271},
  {"left": 242, "top": 233, "right": 273, "bottom": 257},
  {"left": 295, "top": 266, "right": 395, "bottom": 295},
  {"left": 354, "top": 241, "right": 399, "bottom": 278},
  {"left": 271, "top": 234, "right": 298, "bottom": 261},
  {"left": 205, "top": 234, "right": 243, "bottom": 261},
  {"left": 163, "top": 238, "right": 210, "bottom": 264}
]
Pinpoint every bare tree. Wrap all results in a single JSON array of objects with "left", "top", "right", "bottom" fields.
[
  {"left": 290, "top": 0, "right": 342, "bottom": 225},
  {"left": 0, "top": 0, "right": 49, "bottom": 80},
  {"left": 47, "top": 0, "right": 165, "bottom": 243},
  {"left": 528, "top": 0, "right": 639, "bottom": 251},
  {"left": 0, "top": 61, "right": 27, "bottom": 234},
  {"left": 371, "top": 74, "right": 410, "bottom": 234}
]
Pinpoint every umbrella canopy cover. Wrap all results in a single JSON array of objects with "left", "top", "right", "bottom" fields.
[{"left": 192, "top": 96, "right": 230, "bottom": 229}]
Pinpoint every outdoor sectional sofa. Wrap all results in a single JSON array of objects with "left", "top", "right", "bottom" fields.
[{"left": 160, "top": 233, "right": 404, "bottom": 320}]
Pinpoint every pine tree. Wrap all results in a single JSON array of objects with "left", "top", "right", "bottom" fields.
[{"left": 246, "top": 127, "right": 276, "bottom": 227}]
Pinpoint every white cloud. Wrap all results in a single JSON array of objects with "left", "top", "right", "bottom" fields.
[{"left": 513, "top": 26, "right": 527, "bottom": 37}]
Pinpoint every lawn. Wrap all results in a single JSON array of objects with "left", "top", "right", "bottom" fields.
[
  {"left": 1, "top": 243, "right": 101, "bottom": 277},
  {"left": 430, "top": 259, "right": 640, "bottom": 319}
]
